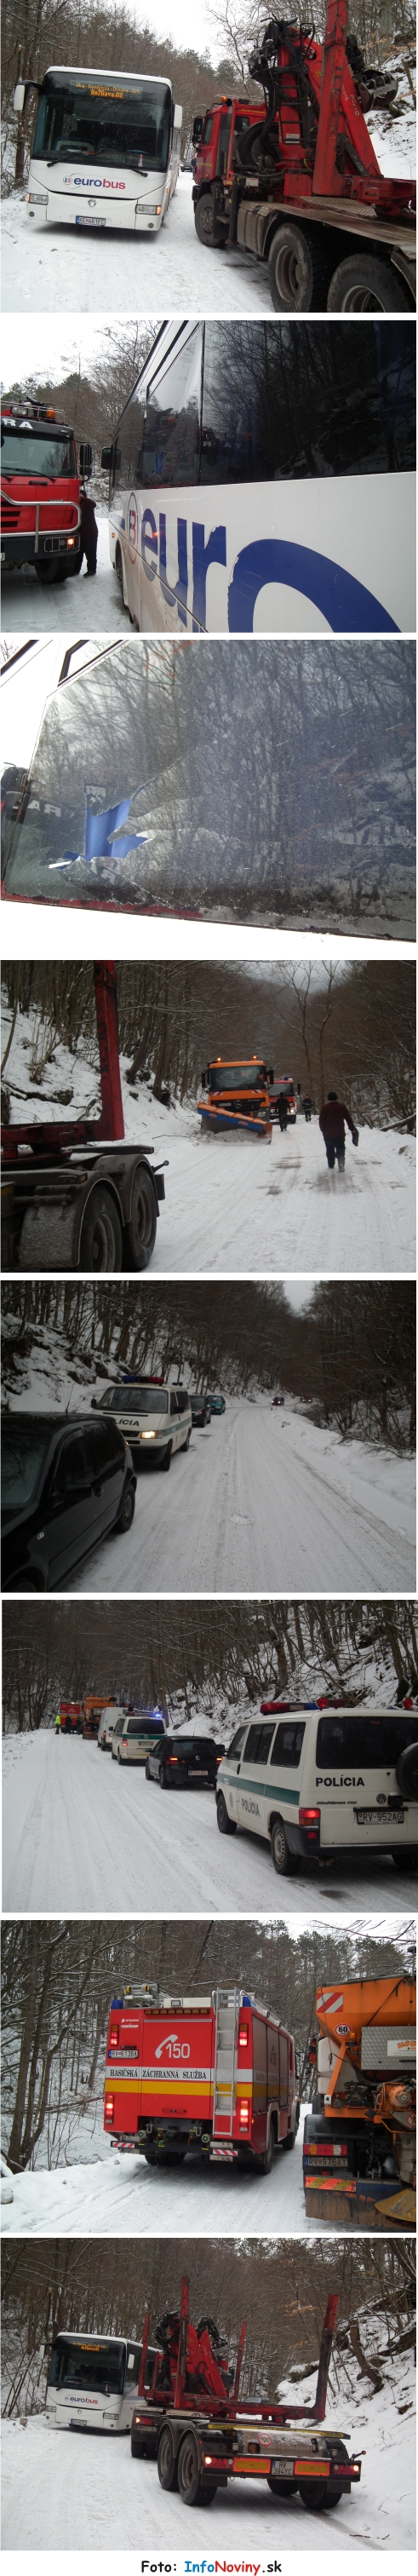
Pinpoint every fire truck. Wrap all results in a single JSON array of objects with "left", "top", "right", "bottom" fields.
[
  {"left": 304, "top": 1975, "right": 416, "bottom": 2228},
  {"left": 1, "top": 396, "right": 92, "bottom": 585},
  {"left": 198, "top": 1058, "right": 274, "bottom": 1136},
  {"left": 130, "top": 2273, "right": 363, "bottom": 2511},
  {"left": 192, "top": 0, "right": 416, "bottom": 313},
  {"left": 104, "top": 1981, "right": 299, "bottom": 2171},
  {"left": 55, "top": 1695, "right": 117, "bottom": 1738}
]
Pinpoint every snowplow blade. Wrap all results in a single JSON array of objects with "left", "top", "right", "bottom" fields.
[
  {"left": 305, "top": 2177, "right": 415, "bottom": 2228},
  {"left": 198, "top": 1105, "right": 272, "bottom": 1137}
]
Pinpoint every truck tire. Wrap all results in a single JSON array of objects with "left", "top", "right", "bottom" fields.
[
  {"left": 194, "top": 188, "right": 225, "bottom": 248},
  {"left": 282, "top": 2124, "right": 295, "bottom": 2149},
  {"left": 267, "top": 221, "right": 327, "bottom": 312},
  {"left": 159, "top": 1443, "right": 172, "bottom": 1472},
  {"left": 261, "top": 2119, "right": 274, "bottom": 2174},
  {"left": 177, "top": 2430, "right": 215, "bottom": 2504},
  {"left": 270, "top": 1816, "right": 296, "bottom": 1875},
  {"left": 78, "top": 1184, "right": 123, "bottom": 1273},
  {"left": 327, "top": 252, "right": 410, "bottom": 311},
  {"left": 267, "top": 2475, "right": 294, "bottom": 2497},
  {"left": 126, "top": 1164, "right": 157, "bottom": 1271},
  {"left": 216, "top": 1791, "right": 237, "bottom": 1836},
  {"left": 299, "top": 2479, "right": 342, "bottom": 2510},
  {"left": 157, "top": 2425, "right": 179, "bottom": 2491}
]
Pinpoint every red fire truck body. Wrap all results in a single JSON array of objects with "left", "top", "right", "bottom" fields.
[
  {"left": 104, "top": 1983, "right": 299, "bottom": 2169},
  {"left": 1, "top": 399, "right": 91, "bottom": 584}
]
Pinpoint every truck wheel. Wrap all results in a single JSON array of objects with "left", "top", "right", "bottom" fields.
[
  {"left": 194, "top": 189, "right": 224, "bottom": 248},
  {"left": 159, "top": 1443, "right": 172, "bottom": 1471},
  {"left": 157, "top": 2425, "right": 179, "bottom": 2491},
  {"left": 178, "top": 2430, "right": 209, "bottom": 2505},
  {"left": 282, "top": 2124, "right": 295, "bottom": 2149},
  {"left": 267, "top": 222, "right": 325, "bottom": 312},
  {"left": 270, "top": 1816, "right": 296, "bottom": 1875},
  {"left": 261, "top": 2119, "right": 274, "bottom": 2174},
  {"left": 35, "top": 561, "right": 70, "bottom": 585},
  {"left": 143, "top": 2143, "right": 157, "bottom": 2163},
  {"left": 126, "top": 1165, "right": 157, "bottom": 1271},
  {"left": 216, "top": 1791, "right": 237, "bottom": 1836},
  {"left": 299, "top": 2480, "right": 337, "bottom": 2510},
  {"left": 267, "top": 2475, "right": 294, "bottom": 2498},
  {"left": 327, "top": 253, "right": 410, "bottom": 311},
  {"left": 78, "top": 1184, "right": 123, "bottom": 1273}
]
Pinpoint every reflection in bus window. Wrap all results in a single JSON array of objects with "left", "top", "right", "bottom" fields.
[
  {"left": 142, "top": 327, "right": 203, "bottom": 486},
  {"left": 200, "top": 320, "right": 415, "bottom": 482}
]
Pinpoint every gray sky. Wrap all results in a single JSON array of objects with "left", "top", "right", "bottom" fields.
[{"left": 135, "top": 0, "right": 219, "bottom": 59}]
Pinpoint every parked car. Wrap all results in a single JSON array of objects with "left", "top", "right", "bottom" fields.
[
  {"left": 98, "top": 1703, "right": 128, "bottom": 1751},
  {"left": 208, "top": 1394, "right": 226, "bottom": 1415},
  {"left": 92, "top": 1377, "right": 192, "bottom": 1471},
  {"left": 271, "top": 1395, "right": 285, "bottom": 1407},
  {"left": 188, "top": 1391, "right": 212, "bottom": 1427},
  {"left": 1, "top": 1413, "right": 136, "bottom": 1592},
  {"left": 112, "top": 1711, "right": 166, "bottom": 1764},
  {"left": 146, "top": 1732, "right": 225, "bottom": 1788}
]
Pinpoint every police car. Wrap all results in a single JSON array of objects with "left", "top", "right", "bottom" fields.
[
  {"left": 91, "top": 1376, "right": 192, "bottom": 1472},
  {"left": 215, "top": 1705, "right": 418, "bottom": 1877}
]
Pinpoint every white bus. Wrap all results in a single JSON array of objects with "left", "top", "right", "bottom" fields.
[
  {"left": 45, "top": 2330, "right": 158, "bottom": 2432},
  {"left": 17, "top": 66, "right": 182, "bottom": 234},
  {"left": 103, "top": 318, "right": 415, "bottom": 634}
]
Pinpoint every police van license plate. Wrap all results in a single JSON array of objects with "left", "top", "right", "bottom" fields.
[
  {"left": 76, "top": 215, "right": 106, "bottom": 226},
  {"left": 357, "top": 1807, "right": 404, "bottom": 1826}
]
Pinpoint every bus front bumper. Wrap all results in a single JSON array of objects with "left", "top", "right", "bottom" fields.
[{"left": 26, "top": 190, "right": 168, "bottom": 231}]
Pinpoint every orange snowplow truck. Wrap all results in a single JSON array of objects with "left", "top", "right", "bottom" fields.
[
  {"left": 198, "top": 1058, "right": 274, "bottom": 1136},
  {"left": 304, "top": 1975, "right": 416, "bottom": 2228},
  {"left": 55, "top": 1696, "right": 115, "bottom": 1739},
  {"left": 104, "top": 1981, "right": 299, "bottom": 2171},
  {"left": 192, "top": 0, "right": 416, "bottom": 313}
]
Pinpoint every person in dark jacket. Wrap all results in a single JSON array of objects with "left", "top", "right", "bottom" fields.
[
  {"left": 302, "top": 1095, "right": 312, "bottom": 1121},
  {"left": 79, "top": 487, "right": 98, "bottom": 574},
  {"left": 318, "top": 1090, "right": 358, "bottom": 1171},
  {"left": 278, "top": 1092, "right": 288, "bottom": 1131}
]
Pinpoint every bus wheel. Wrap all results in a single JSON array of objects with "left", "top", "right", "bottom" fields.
[
  {"left": 115, "top": 543, "right": 124, "bottom": 593},
  {"left": 126, "top": 1165, "right": 157, "bottom": 1271},
  {"left": 327, "top": 252, "right": 410, "bottom": 311},
  {"left": 157, "top": 2425, "right": 179, "bottom": 2491},
  {"left": 216, "top": 1791, "right": 237, "bottom": 1836},
  {"left": 267, "top": 222, "right": 324, "bottom": 311}
]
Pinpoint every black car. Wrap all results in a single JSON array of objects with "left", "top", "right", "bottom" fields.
[
  {"left": 145, "top": 1733, "right": 225, "bottom": 1789},
  {"left": 188, "top": 1392, "right": 212, "bottom": 1427},
  {"left": 2, "top": 1412, "right": 136, "bottom": 1592}
]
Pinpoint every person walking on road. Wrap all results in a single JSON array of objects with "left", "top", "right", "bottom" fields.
[
  {"left": 79, "top": 487, "right": 99, "bottom": 575},
  {"left": 318, "top": 1090, "right": 358, "bottom": 1172},
  {"left": 302, "top": 1094, "right": 312, "bottom": 1121},
  {"left": 278, "top": 1092, "right": 289, "bottom": 1132}
]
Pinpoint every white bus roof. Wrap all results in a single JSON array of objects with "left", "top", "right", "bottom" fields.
[{"left": 43, "top": 65, "right": 173, "bottom": 86}]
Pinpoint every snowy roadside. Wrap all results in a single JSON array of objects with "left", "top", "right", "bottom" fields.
[{"left": 1, "top": 169, "right": 272, "bottom": 316}]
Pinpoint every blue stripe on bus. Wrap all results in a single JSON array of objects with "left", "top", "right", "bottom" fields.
[{"left": 227, "top": 540, "right": 398, "bottom": 635}]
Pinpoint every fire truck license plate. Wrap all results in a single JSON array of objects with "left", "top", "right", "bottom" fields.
[
  {"left": 357, "top": 1808, "right": 404, "bottom": 1826},
  {"left": 76, "top": 216, "right": 106, "bottom": 226}
]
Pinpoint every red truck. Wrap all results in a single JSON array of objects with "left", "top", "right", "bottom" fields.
[
  {"left": 104, "top": 1980, "right": 299, "bottom": 2171},
  {"left": 192, "top": 0, "right": 415, "bottom": 312},
  {"left": 130, "top": 2274, "right": 363, "bottom": 2513},
  {"left": 1, "top": 395, "right": 92, "bottom": 586}
]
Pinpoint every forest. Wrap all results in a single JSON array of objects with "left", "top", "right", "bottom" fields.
[
  {"left": 2, "top": 1912, "right": 414, "bottom": 2178},
  {"left": 2, "top": 1276, "right": 415, "bottom": 1450},
  {"left": 2, "top": 2232, "right": 415, "bottom": 2418},
  {"left": 3, "top": 1595, "right": 418, "bottom": 1733},
  {"left": 2, "top": 957, "right": 415, "bottom": 1133}
]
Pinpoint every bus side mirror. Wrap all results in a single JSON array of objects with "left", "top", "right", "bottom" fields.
[
  {"left": 101, "top": 444, "right": 113, "bottom": 469},
  {"left": 14, "top": 82, "right": 26, "bottom": 112},
  {"left": 192, "top": 115, "right": 203, "bottom": 142},
  {"left": 79, "top": 441, "right": 92, "bottom": 476}
]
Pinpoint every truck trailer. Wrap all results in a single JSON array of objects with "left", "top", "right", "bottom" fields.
[
  {"left": 192, "top": 0, "right": 415, "bottom": 313},
  {"left": 2, "top": 961, "right": 165, "bottom": 1273},
  {"left": 130, "top": 2273, "right": 363, "bottom": 2512},
  {"left": 304, "top": 1975, "right": 416, "bottom": 2228},
  {"left": 104, "top": 1980, "right": 299, "bottom": 2170}
]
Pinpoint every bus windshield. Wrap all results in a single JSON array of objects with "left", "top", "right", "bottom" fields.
[
  {"left": 48, "top": 2338, "right": 126, "bottom": 2395},
  {"left": 32, "top": 75, "right": 172, "bottom": 171},
  {"left": 1, "top": 428, "right": 75, "bottom": 478}
]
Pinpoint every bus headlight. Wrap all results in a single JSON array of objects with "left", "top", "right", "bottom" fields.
[{"left": 27, "top": 190, "right": 48, "bottom": 204}]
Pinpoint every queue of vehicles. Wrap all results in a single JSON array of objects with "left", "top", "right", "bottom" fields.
[{"left": 1, "top": 1374, "right": 226, "bottom": 1590}]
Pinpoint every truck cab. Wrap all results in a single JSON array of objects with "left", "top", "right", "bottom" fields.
[
  {"left": 1, "top": 398, "right": 91, "bottom": 585},
  {"left": 198, "top": 1059, "right": 274, "bottom": 1136}
]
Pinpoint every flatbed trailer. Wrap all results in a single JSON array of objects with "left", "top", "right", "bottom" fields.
[
  {"left": 130, "top": 2275, "right": 363, "bottom": 2511},
  {"left": 192, "top": 0, "right": 415, "bottom": 312},
  {"left": 1, "top": 961, "right": 165, "bottom": 1272}
]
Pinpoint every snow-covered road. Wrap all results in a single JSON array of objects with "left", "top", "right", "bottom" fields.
[
  {"left": 3, "top": 1730, "right": 417, "bottom": 1916},
  {"left": 1, "top": 2117, "right": 310, "bottom": 2240},
  {"left": 64, "top": 1400, "right": 415, "bottom": 1596},
  {"left": 1, "top": 512, "right": 123, "bottom": 632},
  {"left": 2, "top": 170, "right": 272, "bottom": 314}
]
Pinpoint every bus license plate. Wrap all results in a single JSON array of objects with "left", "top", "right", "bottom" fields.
[
  {"left": 76, "top": 216, "right": 106, "bottom": 227},
  {"left": 357, "top": 1807, "right": 404, "bottom": 1826}
]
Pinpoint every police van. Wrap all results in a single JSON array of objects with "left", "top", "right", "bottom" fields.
[
  {"left": 215, "top": 1706, "right": 418, "bottom": 1877},
  {"left": 92, "top": 1376, "right": 192, "bottom": 1472}
]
